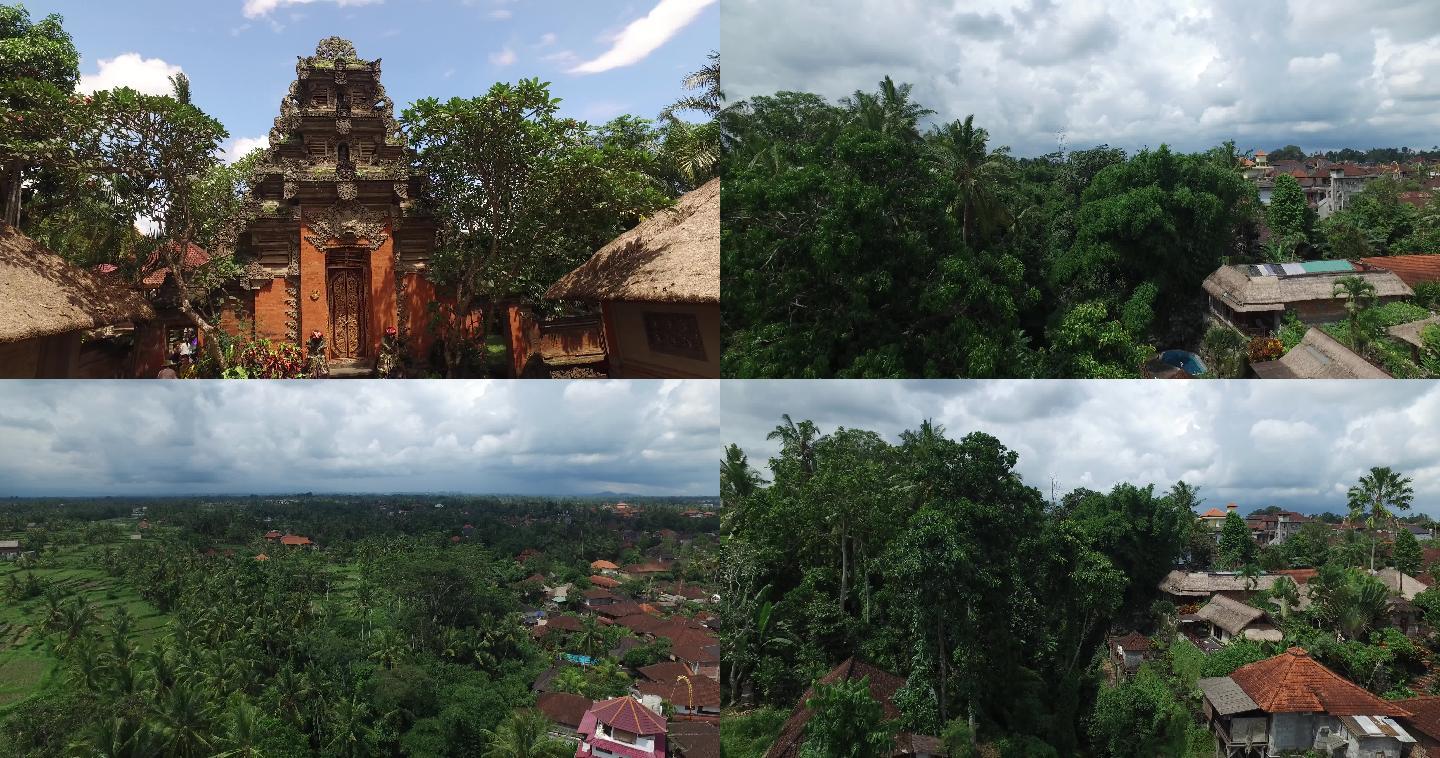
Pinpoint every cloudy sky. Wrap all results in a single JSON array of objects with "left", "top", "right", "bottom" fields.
[
  {"left": 723, "top": 0, "right": 1440, "bottom": 156},
  {"left": 27, "top": 0, "right": 716, "bottom": 162},
  {"left": 0, "top": 381, "right": 719, "bottom": 497},
  {"left": 724, "top": 381, "right": 1440, "bottom": 516}
]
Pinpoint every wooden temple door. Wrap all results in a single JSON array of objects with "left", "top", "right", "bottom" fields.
[{"left": 327, "top": 256, "right": 367, "bottom": 359}]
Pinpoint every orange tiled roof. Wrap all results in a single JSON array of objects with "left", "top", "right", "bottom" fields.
[
  {"left": 280, "top": 534, "right": 313, "bottom": 546},
  {"left": 140, "top": 242, "right": 209, "bottom": 287},
  {"left": 590, "top": 575, "right": 621, "bottom": 588},
  {"left": 1360, "top": 255, "right": 1440, "bottom": 288},
  {"left": 1200, "top": 508, "right": 1227, "bottom": 518},
  {"left": 1230, "top": 647, "right": 1412, "bottom": 716},
  {"left": 591, "top": 559, "right": 620, "bottom": 570}
]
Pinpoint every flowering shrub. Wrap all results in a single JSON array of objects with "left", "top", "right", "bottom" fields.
[
  {"left": 233, "top": 339, "right": 307, "bottom": 378},
  {"left": 1248, "top": 336, "right": 1284, "bottom": 363}
]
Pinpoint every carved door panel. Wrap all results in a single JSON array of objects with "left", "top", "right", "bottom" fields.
[{"left": 328, "top": 268, "right": 366, "bottom": 359}]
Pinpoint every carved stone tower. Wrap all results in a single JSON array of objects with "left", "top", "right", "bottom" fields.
[{"left": 232, "top": 36, "right": 436, "bottom": 364}]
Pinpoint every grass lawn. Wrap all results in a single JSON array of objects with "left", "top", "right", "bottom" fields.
[
  {"left": 721, "top": 706, "right": 788, "bottom": 758},
  {"left": 0, "top": 536, "right": 171, "bottom": 715}
]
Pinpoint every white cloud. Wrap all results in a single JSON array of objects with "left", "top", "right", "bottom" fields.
[
  {"left": 79, "top": 53, "right": 183, "bottom": 96},
  {"left": 242, "top": 0, "right": 382, "bottom": 19},
  {"left": 723, "top": 380, "right": 1440, "bottom": 516},
  {"left": 490, "top": 9, "right": 512, "bottom": 19},
  {"left": 570, "top": 0, "right": 717, "bottom": 74},
  {"left": 490, "top": 47, "right": 517, "bottom": 67},
  {"left": 220, "top": 135, "right": 269, "bottom": 164},
  {"left": 724, "top": 0, "right": 1440, "bottom": 154},
  {"left": 0, "top": 382, "right": 719, "bottom": 496}
]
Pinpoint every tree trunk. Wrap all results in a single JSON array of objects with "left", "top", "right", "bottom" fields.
[{"left": 1, "top": 161, "right": 22, "bottom": 228}]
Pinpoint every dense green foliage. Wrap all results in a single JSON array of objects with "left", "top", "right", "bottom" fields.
[
  {"left": 0, "top": 495, "right": 718, "bottom": 757},
  {"left": 721, "top": 416, "right": 1198, "bottom": 752},
  {"left": 721, "top": 79, "right": 1263, "bottom": 377}
]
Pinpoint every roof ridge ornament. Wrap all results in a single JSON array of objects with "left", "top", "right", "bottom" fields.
[{"left": 314, "top": 36, "right": 357, "bottom": 61}]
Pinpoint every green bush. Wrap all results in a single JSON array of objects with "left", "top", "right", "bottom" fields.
[{"left": 1370, "top": 300, "right": 1431, "bottom": 328}]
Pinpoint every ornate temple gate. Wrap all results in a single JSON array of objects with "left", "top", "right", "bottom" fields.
[{"left": 327, "top": 250, "right": 367, "bottom": 359}]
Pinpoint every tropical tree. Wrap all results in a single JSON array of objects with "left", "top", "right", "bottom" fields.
[
  {"left": 1217, "top": 511, "right": 1255, "bottom": 569},
  {"left": 927, "top": 115, "right": 1011, "bottom": 245},
  {"left": 1393, "top": 527, "right": 1423, "bottom": 577},
  {"left": 1332, "top": 275, "right": 1377, "bottom": 348},
  {"left": 0, "top": 3, "right": 82, "bottom": 227},
  {"left": 480, "top": 709, "right": 571, "bottom": 758},
  {"left": 800, "top": 677, "right": 896, "bottom": 758},
  {"left": 402, "top": 79, "right": 669, "bottom": 375},
  {"left": 841, "top": 76, "right": 933, "bottom": 139},
  {"left": 1346, "top": 466, "right": 1414, "bottom": 571}
]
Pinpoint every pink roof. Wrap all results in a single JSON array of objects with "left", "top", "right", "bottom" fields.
[
  {"left": 590, "top": 696, "right": 666, "bottom": 735},
  {"left": 576, "top": 697, "right": 668, "bottom": 757}
]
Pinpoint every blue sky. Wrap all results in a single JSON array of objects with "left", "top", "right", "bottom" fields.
[{"left": 26, "top": 0, "right": 717, "bottom": 161}]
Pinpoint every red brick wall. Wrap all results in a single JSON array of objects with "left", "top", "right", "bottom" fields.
[
  {"left": 368, "top": 233, "right": 396, "bottom": 358},
  {"left": 253, "top": 278, "right": 290, "bottom": 343},
  {"left": 298, "top": 217, "right": 330, "bottom": 350},
  {"left": 404, "top": 272, "right": 443, "bottom": 362}
]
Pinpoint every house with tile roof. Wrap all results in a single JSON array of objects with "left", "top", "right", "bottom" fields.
[
  {"left": 574, "top": 696, "right": 667, "bottom": 758},
  {"left": 1198, "top": 647, "right": 1415, "bottom": 757},
  {"left": 536, "top": 692, "right": 592, "bottom": 739},
  {"left": 1110, "top": 631, "right": 1154, "bottom": 675},
  {"left": 633, "top": 674, "right": 721, "bottom": 718}
]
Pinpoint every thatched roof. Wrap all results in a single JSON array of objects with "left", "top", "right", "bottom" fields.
[
  {"left": 1388, "top": 315, "right": 1440, "bottom": 349},
  {"left": 1374, "top": 568, "right": 1428, "bottom": 600},
  {"left": 1197, "top": 594, "right": 1266, "bottom": 636},
  {"left": 1252, "top": 328, "right": 1390, "bottom": 379},
  {"left": 1160, "top": 570, "right": 1279, "bottom": 597},
  {"left": 546, "top": 178, "right": 719, "bottom": 304},
  {"left": 1203, "top": 263, "right": 1413, "bottom": 311},
  {"left": 0, "top": 224, "right": 154, "bottom": 343}
]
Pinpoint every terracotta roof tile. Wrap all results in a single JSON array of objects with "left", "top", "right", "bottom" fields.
[
  {"left": 535, "top": 692, "right": 592, "bottom": 729},
  {"left": 1230, "top": 647, "right": 1412, "bottom": 715},
  {"left": 1360, "top": 255, "right": 1440, "bottom": 288}
]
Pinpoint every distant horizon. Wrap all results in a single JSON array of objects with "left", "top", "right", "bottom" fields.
[
  {"left": 0, "top": 491, "right": 719, "bottom": 500},
  {"left": 724, "top": 0, "right": 1440, "bottom": 157},
  {"left": 0, "top": 381, "right": 720, "bottom": 498},
  {"left": 723, "top": 381, "right": 1440, "bottom": 517}
]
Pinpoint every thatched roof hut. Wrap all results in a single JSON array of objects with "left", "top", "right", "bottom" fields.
[
  {"left": 544, "top": 179, "right": 720, "bottom": 378},
  {"left": 1388, "top": 314, "right": 1440, "bottom": 350},
  {"left": 1202, "top": 263, "right": 1413, "bottom": 313},
  {"left": 1251, "top": 328, "right": 1389, "bottom": 379},
  {"left": 547, "top": 178, "right": 719, "bottom": 305},
  {"left": 0, "top": 224, "right": 154, "bottom": 344},
  {"left": 1196, "top": 594, "right": 1277, "bottom": 640}
]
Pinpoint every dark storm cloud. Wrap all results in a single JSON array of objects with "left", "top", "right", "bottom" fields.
[
  {"left": 0, "top": 380, "right": 718, "bottom": 497},
  {"left": 723, "top": 381, "right": 1440, "bottom": 516},
  {"left": 723, "top": 0, "right": 1440, "bottom": 155}
]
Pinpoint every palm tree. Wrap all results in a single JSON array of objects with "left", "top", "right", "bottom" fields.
[
  {"left": 480, "top": 709, "right": 572, "bottom": 758},
  {"left": 1270, "top": 576, "right": 1301, "bottom": 621},
  {"left": 659, "top": 51, "right": 721, "bottom": 122},
  {"left": 1332, "top": 275, "right": 1377, "bottom": 348},
  {"left": 1240, "top": 563, "right": 1262, "bottom": 593},
  {"left": 573, "top": 614, "right": 606, "bottom": 659},
  {"left": 928, "top": 115, "right": 1012, "bottom": 246},
  {"left": 766, "top": 414, "right": 821, "bottom": 476},
  {"left": 550, "top": 667, "right": 590, "bottom": 697},
  {"left": 1347, "top": 466, "right": 1415, "bottom": 571},
  {"left": 149, "top": 682, "right": 216, "bottom": 758},
  {"left": 841, "top": 76, "right": 934, "bottom": 140}
]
